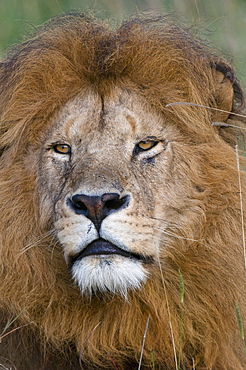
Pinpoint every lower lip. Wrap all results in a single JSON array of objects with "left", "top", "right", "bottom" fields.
[{"left": 67, "top": 238, "right": 147, "bottom": 267}]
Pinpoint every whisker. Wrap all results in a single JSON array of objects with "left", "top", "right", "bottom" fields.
[
  {"left": 19, "top": 229, "right": 57, "bottom": 256},
  {"left": 151, "top": 226, "right": 204, "bottom": 242},
  {"left": 149, "top": 216, "right": 195, "bottom": 231}
]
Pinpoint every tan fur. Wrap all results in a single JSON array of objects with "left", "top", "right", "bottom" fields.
[{"left": 0, "top": 12, "right": 246, "bottom": 369}]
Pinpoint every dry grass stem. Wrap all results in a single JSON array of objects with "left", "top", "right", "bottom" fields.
[
  {"left": 166, "top": 102, "right": 246, "bottom": 122},
  {"left": 157, "top": 258, "right": 178, "bottom": 370},
  {"left": 235, "top": 144, "right": 246, "bottom": 269},
  {"left": 138, "top": 315, "right": 150, "bottom": 370}
]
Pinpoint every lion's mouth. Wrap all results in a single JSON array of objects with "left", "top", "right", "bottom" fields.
[{"left": 68, "top": 238, "right": 150, "bottom": 266}]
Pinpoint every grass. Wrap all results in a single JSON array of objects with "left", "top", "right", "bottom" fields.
[
  {"left": 138, "top": 315, "right": 151, "bottom": 370},
  {"left": 235, "top": 302, "right": 246, "bottom": 355},
  {"left": 0, "top": 310, "right": 27, "bottom": 344},
  {"left": 178, "top": 270, "right": 185, "bottom": 369}
]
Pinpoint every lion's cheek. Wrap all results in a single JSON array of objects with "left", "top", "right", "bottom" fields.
[{"left": 101, "top": 218, "right": 160, "bottom": 258}]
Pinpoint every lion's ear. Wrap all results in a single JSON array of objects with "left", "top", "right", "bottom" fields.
[
  {"left": 212, "top": 66, "right": 246, "bottom": 148},
  {"left": 213, "top": 63, "right": 245, "bottom": 123},
  {"left": 213, "top": 70, "right": 234, "bottom": 122}
]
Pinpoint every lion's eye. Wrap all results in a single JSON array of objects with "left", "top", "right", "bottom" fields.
[
  {"left": 137, "top": 140, "right": 158, "bottom": 151},
  {"left": 134, "top": 139, "right": 166, "bottom": 159},
  {"left": 53, "top": 144, "right": 71, "bottom": 154}
]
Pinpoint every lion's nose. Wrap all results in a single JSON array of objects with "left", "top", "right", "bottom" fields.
[{"left": 69, "top": 193, "right": 129, "bottom": 230}]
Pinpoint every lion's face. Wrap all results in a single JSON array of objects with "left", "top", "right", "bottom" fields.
[
  {"left": 37, "top": 87, "right": 202, "bottom": 297},
  {"left": 2, "top": 12, "right": 246, "bottom": 369}
]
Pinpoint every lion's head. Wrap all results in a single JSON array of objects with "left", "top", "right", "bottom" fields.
[{"left": 0, "top": 13, "right": 246, "bottom": 369}]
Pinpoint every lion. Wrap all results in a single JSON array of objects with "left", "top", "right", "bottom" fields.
[{"left": 0, "top": 12, "right": 246, "bottom": 370}]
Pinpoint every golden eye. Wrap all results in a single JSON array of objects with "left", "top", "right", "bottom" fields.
[
  {"left": 137, "top": 140, "right": 157, "bottom": 151},
  {"left": 53, "top": 144, "right": 71, "bottom": 154}
]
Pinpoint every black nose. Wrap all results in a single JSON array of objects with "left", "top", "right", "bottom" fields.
[{"left": 69, "top": 193, "right": 129, "bottom": 230}]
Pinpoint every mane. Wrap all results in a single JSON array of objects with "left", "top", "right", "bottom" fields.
[
  {"left": 0, "top": 12, "right": 244, "bottom": 154},
  {"left": 0, "top": 12, "right": 246, "bottom": 369}
]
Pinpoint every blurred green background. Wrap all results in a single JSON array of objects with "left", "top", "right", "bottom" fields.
[{"left": 1, "top": 0, "right": 246, "bottom": 85}]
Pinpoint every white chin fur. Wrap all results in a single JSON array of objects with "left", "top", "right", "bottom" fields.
[{"left": 71, "top": 255, "right": 148, "bottom": 299}]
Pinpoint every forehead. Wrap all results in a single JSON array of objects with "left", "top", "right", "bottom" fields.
[{"left": 52, "top": 88, "right": 166, "bottom": 139}]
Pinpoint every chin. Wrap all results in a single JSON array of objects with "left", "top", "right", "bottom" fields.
[{"left": 71, "top": 255, "right": 148, "bottom": 299}]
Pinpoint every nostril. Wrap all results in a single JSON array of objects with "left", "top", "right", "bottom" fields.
[
  {"left": 103, "top": 193, "right": 129, "bottom": 212},
  {"left": 69, "top": 195, "right": 88, "bottom": 214}
]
